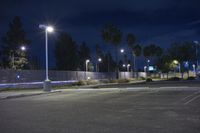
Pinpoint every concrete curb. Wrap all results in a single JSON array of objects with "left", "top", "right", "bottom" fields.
[{"left": 0, "top": 90, "right": 62, "bottom": 100}]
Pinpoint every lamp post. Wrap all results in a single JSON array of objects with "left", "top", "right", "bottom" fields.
[
  {"left": 86, "top": 59, "right": 90, "bottom": 72},
  {"left": 127, "top": 64, "right": 131, "bottom": 72},
  {"left": 39, "top": 24, "right": 54, "bottom": 91},
  {"left": 85, "top": 59, "right": 90, "bottom": 80},
  {"left": 192, "top": 64, "right": 196, "bottom": 76},
  {"left": 144, "top": 66, "right": 147, "bottom": 79},
  {"left": 173, "top": 60, "right": 180, "bottom": 77},
  {"left": 123, "top": 64, "right": 126, "bottom": 78},
  {"left": 97, "top": 58, "right": 102, "bottom": 72},
  {"left": 194, "top": 41, "right": 199, "bottom": 71}
]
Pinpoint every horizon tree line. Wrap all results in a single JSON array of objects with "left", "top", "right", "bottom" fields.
[{"left": 0, "top": 16, "right": 198, "bottom": 73}]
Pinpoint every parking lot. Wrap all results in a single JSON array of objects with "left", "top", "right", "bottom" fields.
[{"left": 0, "top": 84, "right": 200, "bottom": 133}]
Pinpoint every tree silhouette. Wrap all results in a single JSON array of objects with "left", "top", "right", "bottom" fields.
[
  {"left": 78, "top": 42, "right": 91, "bottom": 71},
  {"left": 127, "top": 33, "right": 136, "bottom": 71},
  {"left": 1, "top": 16, "right": 30, "bottom": 69},
  {"left": 54, "top": 32, "right": 78, "bottom": 70},
  {"left": 101, "top": 24, "right": 122, "bottom": 76},
  {"left": 132, "top": 44, "right": 142, "bottom": 71}
]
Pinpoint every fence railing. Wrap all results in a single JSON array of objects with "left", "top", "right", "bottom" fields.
[{"left": 0, "top": 69, "right": 196, "bottom": 83}]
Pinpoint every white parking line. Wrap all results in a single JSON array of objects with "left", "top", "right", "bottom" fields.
[
  {"left": 181, "top": 91, "right": 200, "bottom": 101},
  {"left": 184, "top": 94, "right": 200, "bottom": 105}
]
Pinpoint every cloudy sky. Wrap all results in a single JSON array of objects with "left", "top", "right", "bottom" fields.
[{"left": 1, "top": 0, "right": 200, "bottom": 67}]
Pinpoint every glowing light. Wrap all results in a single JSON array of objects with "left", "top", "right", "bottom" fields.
[
  {"left": 46, "top": 26, "right": 54, "bottom": 32},
  {"left": 98, "top": 58, "right": 102, "bottom": 62},
  {"left": 20, "top": 46, "right": 26, "bottom": 51}
]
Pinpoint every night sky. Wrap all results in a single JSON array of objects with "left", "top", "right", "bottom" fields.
[{"left": 1, "top": 0, "right": 200, "bottom": 68}]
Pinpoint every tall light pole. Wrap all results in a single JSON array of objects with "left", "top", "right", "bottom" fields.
[
  {"left": 97, "top": 58, "right": 102, "bottom": 72},
  {"left": 85, "top": 59, "right": 90, "bottom": 80},
  {"left": 194, "top": 41, "right": 199, "bottom": 70},
  {"left": 143, "top": 66, "right": 147, "bottom": 79},
  {"left": 39, "top": 24, "right": 54, "bottom": 91},
  {"left": 127, "top": 64, "right": 131, "bottom": 72},
  {"left": 192, "top": 64, "right": 196, "bottom": 76},
  {"left": 85, "top": 59, "right": 90, "bottom": 72}
]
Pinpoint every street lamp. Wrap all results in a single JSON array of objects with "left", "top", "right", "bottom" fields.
[
  {"left": 20, "top": 46, "right": 26, "bottom": 51},
  {"left": 194, "top": 41, "right": 199, "bottom": 70},
  {"left": 144, "top": 66, "right": 147, "bottom": 79},
  {"left": 173, "top": 60, "right": 180, "bottom": 77},
  {"left": 192, "top": 64, "right": 196, "bottom": 76},
  {"left": 127, "top": 64, "right": 131, "bottom": 72},
  {"left": 97, "top": 58, "right": 102, "bottom": 72},
  {"left": 85, "top": 59, "right": 90, "bottom": 72},
  {"left": 98, "top": 58, "right": 102, "bottom": 62},
  {"left": 120, "top": 49, "right": 124, "bottom": 53},
  {"left": 39, "top": 24, "right": 54, "bottom": 91},
  {"left": 85, "top": 59, "right": 90, "bottom": 80},
  {"left": 144, "top": 66, "right": 147, "bottom": 72}
]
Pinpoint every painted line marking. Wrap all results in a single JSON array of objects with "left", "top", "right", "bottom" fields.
[
  {"left": 181, "top": 91, "right": 200, "bottom": 101},
  {"left": 184, "top": 94, "right": 200, "bottom": 105}
]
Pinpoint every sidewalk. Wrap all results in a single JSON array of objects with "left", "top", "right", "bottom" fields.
[{"left": 0, "top": 79, "right": 163, "bottom": 100}]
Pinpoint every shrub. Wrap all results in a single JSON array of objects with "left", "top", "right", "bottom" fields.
[
  {"left": 168, "top": 77, "right": 181, "bottom": 81},
  {"left": 146, "top": 78, "right": 153, "bottom": 82},
  {"left": 72, "top": 80, "right": 87, "bottom": 86},
  {"left": 187, "top": 76, "right": 196, "bottom": 80},
  {"left": 117, "top": 79, "right": 130, "bottom": 83},
  {"left": 140, "top": 77, "right": 146, "bottom": 80}
]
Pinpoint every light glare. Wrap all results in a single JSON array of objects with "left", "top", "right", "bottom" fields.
[{"left": 46, "top": 26, "right": 54, "bottom": 32}]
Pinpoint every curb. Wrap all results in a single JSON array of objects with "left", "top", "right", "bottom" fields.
[{"left": 0, "top": 90, "right": 62, "bottom": 100}]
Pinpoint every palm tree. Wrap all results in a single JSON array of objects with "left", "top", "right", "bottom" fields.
[
  {"left": 101, "top": 24, "right": 122, "bottom": 77},
  {"left": 132, "top": 44, "right": 142, "bottom": 71},
  {"left": 126, "top": 33, "right": 136, "bottom": 71}
]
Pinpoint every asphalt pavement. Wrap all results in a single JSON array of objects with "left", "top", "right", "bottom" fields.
[{"left": 0, "top": 82, "right": 200, "bottom": 133}]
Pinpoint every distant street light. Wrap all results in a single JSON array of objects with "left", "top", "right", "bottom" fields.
[
  {"left": 85, "top": 59, "right": 90, "bottom": 72},
  {"left": 39, "top": 24, "right": 54, "bottom": 91},
  {"left": 120, "top": 49, "right": 124, "bottom": 53},
  {"left": 194, "top": 41, "right": 200, "bottom": 70},
  {"left": 173, "top": 60, "right": 180, "bottom": 77},
  {"left": 98, "top": 58, "right": 102, "bottom": 62},
  {"left": 97, "top": 58, "right": 102, "bottom": 72},
  {"left": 85, "top": 59, "right": 90, "bottom": 80},
  {"left": 20, "top": 46, "right": 26, "bottom": 51},
  {"left": 192, "top": 64, "right": 196, "bottom": 76},
  {"left": 127, "top": 64, "right": 131, "bottom": 72},
  {"left": 144, "top": 66, "right": 147, "bottom": 79},
  {"left": 144, "top": 66, "right": 147, "bottom": 72}
]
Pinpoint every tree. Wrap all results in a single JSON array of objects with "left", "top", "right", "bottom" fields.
[
  {"left": 1, "top": 16, "right": 30, "bottom": 69},
  {"left": 168, "top": 42, "right": 196, "bottom": 78},
  {"left": 78, "top": 42, "right": 91, "bottom": 71},
  {"left": 101, "top": 24, "right": 122, "bottom": 74},
  {"left": 54, "top": 32, "right": 78, "bottom": 70},
  {"left": 95, "top": 44, "right": 104, "bottom": 72},
  {"left": 156, "top": 54, "right": 172, "bottom": 78},
  {"left": 132, "top": 44, "right": 142, "bottom": 71},
  {"left": 143, "top": 44, "right": 163, "bottom": 65},
  {"left": 127, "top": 33, "right": 136, "bottom": 48},
  {"left": 127, "top": 33, "right": 136, "bottom": 71},
  {"left": 99, "top": 51, "right": 116, "bottom": 72}
]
